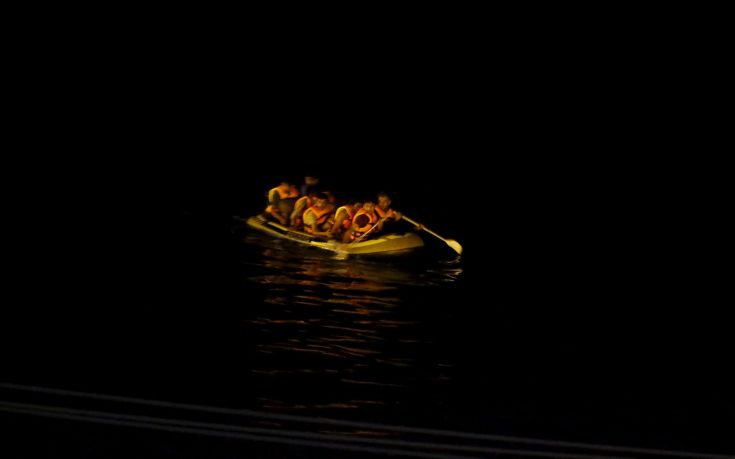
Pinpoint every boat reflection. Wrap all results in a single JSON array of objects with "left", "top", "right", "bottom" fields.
[
  {"left": 245, "top": 233, "right": 462, "bottom": 291},
  {"left": 237, "top": 233, "right": 461, "bottom": 414}
]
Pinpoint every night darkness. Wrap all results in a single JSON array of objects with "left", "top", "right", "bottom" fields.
[{"left": 2, "top": 40, "right": 732, "bottom": 458}]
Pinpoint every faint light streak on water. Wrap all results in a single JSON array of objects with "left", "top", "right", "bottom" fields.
[{"left": 238, "top": 233, "right": 462, "bottom": 416}]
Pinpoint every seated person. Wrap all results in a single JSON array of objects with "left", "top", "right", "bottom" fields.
[
  {"left": 302, "top": 193, "right": 334, "bottom": 237},
  {"left": 300, "top": 175, "right": 320, "bottom": 197},
  {"left": 342, "top": 201, "right": 378, "bottom": 243},
  {"left": 373, "top": 192, "right": 402, "bottom": 234},
  {"left": 265, "top": 182, "right": 298, "bottom": 225},
  {"left": 329, "top": 201, "right": 362, "bottom": 237},
  {"left": 290, "top": 191, "right": 317, "bottom": 228}
]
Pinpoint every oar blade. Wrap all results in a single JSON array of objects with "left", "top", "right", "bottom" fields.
[{"left": 446, "top": 239, "right": 463, "bottom": 255}]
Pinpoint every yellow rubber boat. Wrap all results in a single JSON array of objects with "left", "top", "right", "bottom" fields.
[{"left": 244, "top": 215, "right": 424, "bottom": 255}]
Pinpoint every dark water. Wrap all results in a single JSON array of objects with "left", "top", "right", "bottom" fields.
[
  {"left": 237, "top": 233, "right": 463, "bottom": 416},
  {"left": 4, "top": 167, "right": 733, "bottom": 457},
  {"left": 230, "top": 227, "right": 733, "bottom": 452}
]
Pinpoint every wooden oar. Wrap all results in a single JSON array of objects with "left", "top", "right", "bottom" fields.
[
  {"left": 352, "top": 217, "right": 388, "bottom": 244},
  {"left": 402, "top": 215, "right": 463, "bottom": 255},
  {"left": 251, "top": 215, "right": 334, "bottom": 241}
]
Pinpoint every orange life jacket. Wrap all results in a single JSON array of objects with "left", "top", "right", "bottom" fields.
[
  {"left": 268, "top": 185, "right": 297, "bottom": 203},
  {"left": 352, "top": 209, "right": 378, "bottom": 233},
  {"left": 303, "top": 205, "right": 332, "bottom": 233},
  {"left": 335, "top": 205, "right": 357, "bottom": 229},
  {"left": 290, "top": 196, "right": 313, "bottom": 227}
]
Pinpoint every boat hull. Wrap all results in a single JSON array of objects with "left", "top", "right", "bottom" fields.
[{"left": 244, "top": 215, "right": 424, "bottom": 255}]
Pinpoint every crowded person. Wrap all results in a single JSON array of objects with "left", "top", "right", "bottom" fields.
[
  {"left": 300, "top": 175, "right": 320, "bottom": 197},
  {"left": 302, "top": 193, "right": 334, "bottom": 237},
  {"left": 290, "top": 190, "right": 317, "bottom": 228},
  {"left": 329, "top": 201, "right": 363, "bottom": 237},
  {"left": 342, "top": 201, "right": 378, "bottom": 243},
  {"left": 372, "top": 192, "right": 402, "bottom": 234},
  {"left": 264, "top": 182, "right": 298, "bottom": 225}
]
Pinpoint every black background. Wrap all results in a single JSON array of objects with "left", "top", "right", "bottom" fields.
[{"left": 3, "top": 35, "right": 731, "bottom": 456}]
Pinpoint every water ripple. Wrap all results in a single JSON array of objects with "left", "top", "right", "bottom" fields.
[{"left": 238, "top": 232, "right": 462, "bottom": 415}]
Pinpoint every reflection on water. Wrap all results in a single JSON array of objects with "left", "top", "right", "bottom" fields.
[
  {"left": 245, "top": 234, "right": 462, "bottom": 288},
  {"left": 238, "top": 233, "right": 462, "bottom": 418}
]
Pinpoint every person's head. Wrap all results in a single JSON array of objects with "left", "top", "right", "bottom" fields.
[
  {"left": 377, "top": 193, "right": 392, "bottom": 210},
  {"left": 278, "top": 181, "right": 290, "bottom": 191},
  {"left": 362, "top": 201, "right": 375, "bottom": 212},
  {"left": 305, "top": 176, "right": 319, "bottom": 186},
  {"left": 314, "top": 193, "right": 328, "bottom": 208},
  {"left": 353, "top": 202, "right": 363, "bottom": 211}
]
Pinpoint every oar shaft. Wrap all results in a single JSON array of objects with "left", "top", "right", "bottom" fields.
[
  {"left": 353, "top": 217, "right": 387, "bottom": 243},
  {"left": 402, "top": 216, "right": 446, "bottom": 242},
  {"left": 419, "top": 226, "right": 445, "bottom": 242},
  {"left": 401, "top": 215, "right": 462, "bottom": 255},
  {"left": 401, "top": 215, "right": 421, "bottom": 227}
]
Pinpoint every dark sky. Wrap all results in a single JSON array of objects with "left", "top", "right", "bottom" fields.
[{"left": 4, "top": 29, "right": 730, "bottom": 456}]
